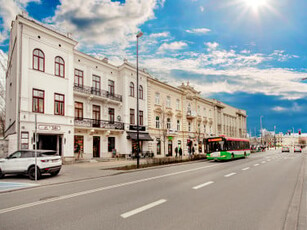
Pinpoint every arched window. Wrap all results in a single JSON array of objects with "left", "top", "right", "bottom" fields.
[
  {"left": 55, "top": 56, "right": 65, "bottom": 77},
  {"left": 139, "top": 85, "right": 143, "bottom": 99},
  {"left": 33, "top": 49, "right": 45, "bottom": 72},
  {"left": 130, "top": 82, "right": 134, "bottom": 97}
]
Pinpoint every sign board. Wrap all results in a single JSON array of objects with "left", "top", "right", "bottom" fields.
[
  {"left": 129, "top": 125, "right": 146, "bottom": 131},
  {"left": 38, "top": 125, "right": 61, "bottom": 131}
]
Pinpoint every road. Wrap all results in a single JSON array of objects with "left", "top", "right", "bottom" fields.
[{"left": 0, "top": 149, "right": 306, "bottom": 230}]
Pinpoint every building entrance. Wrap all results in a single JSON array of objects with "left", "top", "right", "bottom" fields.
[
  {"left": 38, "top": 134, "right": 62, "bottom": 156},
  {"left": 93, "top": 136, "right": 100, "bottom": 158}
]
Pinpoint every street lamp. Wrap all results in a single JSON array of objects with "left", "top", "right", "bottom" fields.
[
  {"left": 136, "top": 31, "right": 143, "bottom": 168},
  {"left": 260, "top": 115, "right": 263, "bottom": 146}
]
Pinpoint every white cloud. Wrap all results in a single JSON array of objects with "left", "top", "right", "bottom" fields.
[
  {"left": 205, "top": 42, "right": 219, "bottom": 51},
  {"left": 272, "top": 103, "right": 302, "bottom": 113},
  {"left": 45, "top": 0, "right": 163, "bottom": 49},
  {"left": 0, "top": 0, "right": 41, "bottom": 42},
  {"left": 158, "top": 41, "right": 188, "bottom": 53},
  {"left": 186, "top": 28, "right": 211, "bottom": 34},
  {"left": 149, "top": 32, "right": 170, "bottom": 38},
  {"left": 200, "top": 6, "right": 205, "bottom": 12}
]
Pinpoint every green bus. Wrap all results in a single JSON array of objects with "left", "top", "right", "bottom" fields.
[{"left": 206, "top": 136, "right": 250, "bottom": 161}]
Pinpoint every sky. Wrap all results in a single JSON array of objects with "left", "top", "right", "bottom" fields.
[{"left": 0, "top": 0, "right": 306, "bottom": 136}]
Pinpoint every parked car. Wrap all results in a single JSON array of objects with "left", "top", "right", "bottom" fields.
[
  {"left": 294, "top": 146, "right": 302, "bottom": 153},
  {"left": 281, "top": 147, "right": 290, "bottom": 152},
  {"left": 0, "top": 150, "right": 62, "bottom": 180}
]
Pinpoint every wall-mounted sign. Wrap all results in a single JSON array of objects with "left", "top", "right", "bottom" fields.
[
  {"left": 129, "top": 125, "right": 146, "bottom": 131},
  {"left": 38, "top": 125, "right": 61, "bottom": 131}
]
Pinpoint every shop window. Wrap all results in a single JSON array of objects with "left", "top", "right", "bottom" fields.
[{"left": 21, "top": 132, "right": 29, "bottom": 149}]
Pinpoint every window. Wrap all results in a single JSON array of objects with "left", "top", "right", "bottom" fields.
[
  {"left": 139, "top": 85, "right": 143, "bottom": 99},
  {"left": 167, "top": 118, "right": 171, "bottom": 129},
  {"left": 130, "top": 82, "right": 134, "bottom": 97},
  {"left": 139, "top": 110, "right": 143, "bottom": 126},
  {"left": 130, "top": 109, "right": 135, "bottom": 124},
  {"left": 108, "top": 80, "right": 114, "bottom": 96},
  {"left": 75, "top": 102, "right": 83, "bottom": 120},
  {"left": 32, "top": 89, "right": 44, "bottom": 113},
  {"left": 187, "top": 103, "right": 191, "bottom": 112},
  {"left": 176, "top": 99, "right": 180, "bottom": 110},
  {"left": 155, "top": 93, "right": 160, "bottom": 105},
  {"left": 198, "top": 123, "right": 201, "bottom": 133},
  {"left": 156, "top": 138, "right": 161, "bottom": 155},
  {"left": 188, "top": 122, "right": 191, "bottom": 132},
  {"left": 33, "top": 49, "right": 44, "bottom": 72},
  {"left": 109, "top": 108, "right": 115, "bottom": 123},
  {"left": 21, "top": 132, "right": 29, "bottom": 150},
  {"left": 156, "top": 116, "right": 160, "bottom": 129},
  {"left": 177, "top": 120, "right": 180, "bottom": 131},
  {"left": 55, "top": 56, "right": 64, "bottom": 77},
  {"left": 204, "top": 125, "right": 206, "bottom": 134},
  {"left": 203, "top": 108, "right": 206, "bottom": 116},
  {"left": 166, "top": 96, "right": 171, "bottom": 107},
  {"left": 92, "top": 75, "right": 100, "bottom": 90},
  {"left": 93, "top": 105, "right": 100, "bottom": 127},
  {"left": 74, "top": 69, "right": 83, "bottom": 87},
  {"left": 54, "top": 93, "right": 64, "bottom": 116},
  {"left": 108, "top": 137, "right": 115, "bottom": 152}
]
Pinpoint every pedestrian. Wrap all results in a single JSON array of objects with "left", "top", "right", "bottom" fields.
[
  {"left": 76, "top": 144, "right": 82, "bottom": 160},
  {"left": 179, "top": 147, "right": 182, "bottom": 158},
  {"left": 175, "top": 146, "right": 178, "bottom": 157},
  {"left": 192, "top": 146, "right": 195, "bottom": 155}
]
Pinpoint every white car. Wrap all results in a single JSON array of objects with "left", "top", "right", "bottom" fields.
[
  {"left": 294, "top": 146, "right": 302, "bottom": 153},
  {"left": 0, "top": 150, "right": 62, "bottom": 180}
]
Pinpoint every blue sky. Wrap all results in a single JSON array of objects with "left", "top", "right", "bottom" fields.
[{"left": 0, "top": 0, "right": 306, "bottom": 135}]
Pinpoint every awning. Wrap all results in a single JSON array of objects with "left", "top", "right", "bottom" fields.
[{"left": 127, "top": 132, "right": 153, "bottom": 141}]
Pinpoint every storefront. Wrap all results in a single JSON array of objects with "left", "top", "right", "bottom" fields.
[{"left": 127, "top": 131, "right": 153, "bottom": 154}]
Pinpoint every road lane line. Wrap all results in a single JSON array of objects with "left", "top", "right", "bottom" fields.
[
  {"left": 224, "top": 172, "right": 236, "bottom": 177},
  {"left": 242, "top": 167, "right": 250, "bottom": 171},
  {"left": 261, "top": 161, "right": 266, "bottom": 164},
  {"left": 254, "top": 163, "right": 260, "bottom": 166},
  {"left": 193, "top": 181, "right": 214, "bottom": 190},
  {"left": 0, "top": 164, "right": 220, "bottom": 214},
  {"left": 121, "top": 199, "right": 167, "bottom": 219}
]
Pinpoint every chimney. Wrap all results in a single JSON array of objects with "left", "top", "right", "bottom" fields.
[{"left": 67, "top": 32, "right": 73, "bottom": 38}]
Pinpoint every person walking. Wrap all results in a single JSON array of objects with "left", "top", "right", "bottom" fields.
[
  {"left": 179, "top": 147, "right": 182, "bottom": 159},
  {"left": 76, "top": 144, "right": 83, "bottom": 160},
  {"left": 175, "top": 146, "right": 178, "bottom": 157}
]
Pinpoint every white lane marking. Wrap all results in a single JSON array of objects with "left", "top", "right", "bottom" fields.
[
  {"left": 261, "top": 161, "right": 266, "bottom": 164},
  {"left": 242, "top": 167, "right": 250, "bottom": 171},
  {"left": 267, "top": 159, "right": 271, "bottom": 162},
  {"left": 0, "top": 164, "right": 219, "bottom": 214},
  {"left": 224, "top": 172, "right": 237, "bottom": 177},
  {"left": 193, "top": 181, "right": 214, "bottom": 190},
  {"left": 121, "top": 199, "right": 167, "bottom": 219},
  {"left": 254, "top": 163, "right": 260, "bottom": 166}
]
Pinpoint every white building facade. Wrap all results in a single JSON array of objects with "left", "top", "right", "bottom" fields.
[
  {"left": 5, "top": 15, "right": 247, "bottom": 161},
  {"left": 5, "top": 15, "right": 152, "bottom": 162}
]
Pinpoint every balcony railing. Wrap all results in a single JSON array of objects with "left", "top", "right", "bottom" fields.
[
  {"left": 74, "top": 118, "right": 124, "bottom": 130},
  {"left": 73, "top": 84, "right": 122, "bottom": 102}
]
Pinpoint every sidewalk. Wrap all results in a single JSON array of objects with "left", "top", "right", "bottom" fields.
[{"left": 0, "top": 158, "right": 162, "bottom": 189}]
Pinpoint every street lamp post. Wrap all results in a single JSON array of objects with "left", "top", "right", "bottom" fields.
[
  {"left": 260, "top": 115, "right": 263, "bottom": 146},
  {"left": 136, "top": 31, "right": 143, "bottom": 169}
]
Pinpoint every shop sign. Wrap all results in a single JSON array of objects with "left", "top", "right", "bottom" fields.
[
  {"left": 129, "top": 125, "right": 146, "bottom": 131},
  {"left": 168, "top": 136, "right": 173, "bottom": 140},
  {"left": 38, "top": 125, "right": 61, "bottom": 131}
]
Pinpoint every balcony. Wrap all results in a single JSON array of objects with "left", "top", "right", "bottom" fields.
[
  {"left": 74, "top": 118, "right": 124, "bottom": 130},
  {"left": 186, "top": 110, "right": 197, "bottom": 119},
  {"left": 166, "top": 129, "right": 178, "bottom": 136},
  {"left": 73, "top": 84, "right": 122, "bottom": 102}
]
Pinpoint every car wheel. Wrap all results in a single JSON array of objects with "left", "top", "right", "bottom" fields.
[
  {"left": 0, "top": 169, "right": 4, "bottom": 179},
  {"left": 50, "top": 169, "right": 60, "bottom": 177},
  {"left": 28, "top": 166, "right": 41, "bottom": 180}
]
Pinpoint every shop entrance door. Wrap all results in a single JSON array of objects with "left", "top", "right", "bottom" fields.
[
  {"left": 168, "top": 140, "right": 173, "bottom": 156},
  {"left": 93, "top": 136, "right": 100, "bottom": 158}
]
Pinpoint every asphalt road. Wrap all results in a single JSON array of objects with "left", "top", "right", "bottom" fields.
[{"left": 0, "top": 150, "right": 306, "bottom": 230}]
